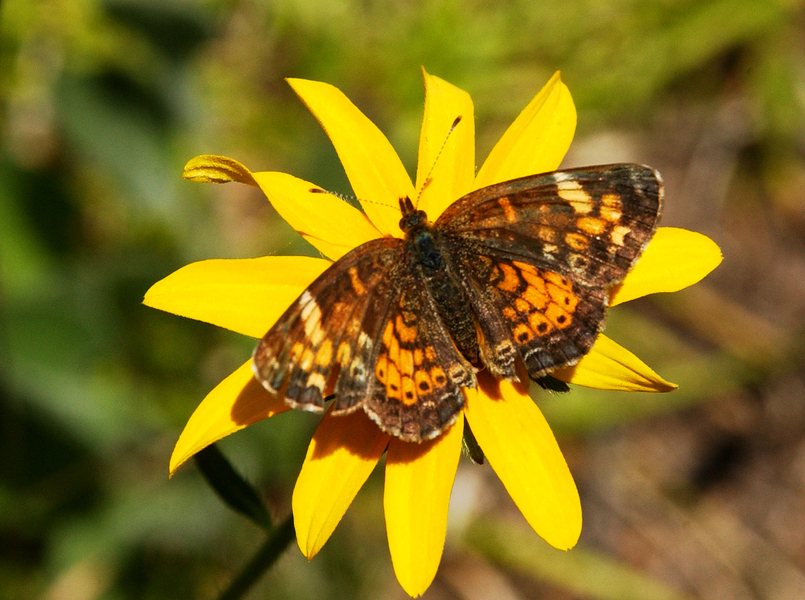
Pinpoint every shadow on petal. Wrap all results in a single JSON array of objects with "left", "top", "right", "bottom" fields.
[
  {"left": 384, "top": 429, "right": 444, "bottom": 464},
  {"left": 230, "top": 375, "right": 288, "bottom": 426},
  {"left": 477, "top": 365, "right": 531, "bottom": 402},
  {"left": 309, "top": 409, "right": 390, "bottom": 460}
]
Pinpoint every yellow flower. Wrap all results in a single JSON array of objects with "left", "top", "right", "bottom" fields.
[{"left": 144, "top": 70, "right": 721, "bottom": 597}]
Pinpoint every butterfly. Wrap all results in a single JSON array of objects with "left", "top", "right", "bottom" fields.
[{"left": 252, "top": 164, "right": 663, "bottom": 442}]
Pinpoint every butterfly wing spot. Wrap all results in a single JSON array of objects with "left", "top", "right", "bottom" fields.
[
  {"left": 547, "top": 282, "right": 579, "bottom": 312},
  {"left": 376, "top": 355, "right": 388, "bottom": 383},
  {"left": 544, "top": 271, "right": 572, "bottom": 289},
  {"left": 545, "top": 303, "right": 572, "bottom": 329},
  {"left": 538, "top": 226, "right": 556, "bottom": 243},
  {"left": 497, "top": 263, "right": 520, "bottom": 292},
  {"left": 336, "top": 341, "right": 351, "bottom": 365},
  {"left": 611, "top": 225, "right": 631, "bottom": 246},
  {"left": 348, "top": 266, "right": 366, "bottom": 296},
  {"left": 424, "top": 346, "right": 437, "bottom": 361},
  {"left": 600, "top": 193, "right": 623, "bottom": 222},
  {"left": 568, "top": 253, "right": 588, "bottom": 270},
  {"left": 430, "top": 366, "right": 447, "bottom": 387},
  {"left": 401, "top": 376, "right": 417, "bottom": 405},
  {"left": 414, "top": 348, "right": 424, "bottom": 365},
  {"left": 315, "top": 339, "right": 333, "bottom": 366},
  {"left": 299, "top": 348, "right": 315, "bottom": 371},
  {"left": 514, "top": 297, "right": 530, "bottom": 313},
  {"left": 400, "top": 349, "right": 414, "bottom": 376},
  {"left": 299, "top": 297, "right": 328, "bottom": 347},
  {"left": 529, "top": 312, "right": 552, "bottom": 333},
  {"left": 414, "top": 369, "right": 432, "bottom": 392},
  {"left": 386, "top": 361, "right": 401, "bottom": 399},
  {"left": 522, "top": 283, "right": 549, "bottom": 310},
  {"left": 306, "top": 372, "right": 327, "bottom": 393},
  {"left": 387, "top": 327, "right": 400, "bottom": 365},
  {"left": 557, "top": 180, "right": 594, "bottom": 214},
  {"left": 577, "top": 216, "right": 607, "bottom": 236},
  {"left": 290, "top": 342, "right": 304, "bottom": 362},
  {"left": 382, "top": 320, "right": 394, "bottom": 346},
  {"left": 514, "top": 323, "right": 534, "bottom": 343},
  {"left": 498, "top": 197, "right": 517, "bottom": 223},
  {"left": 395, "top": 314, "right": 417, "bottom": 343},
  {"left": 565, "top": 232, "right": 589, "bottom": 251}
]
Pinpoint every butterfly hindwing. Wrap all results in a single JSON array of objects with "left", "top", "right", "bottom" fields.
[
  {"left": 451, "top": 251, "right": 607, "bottom": 378},
  {"left": 351, "top": 261, "right": 475, "bottom": 441}
]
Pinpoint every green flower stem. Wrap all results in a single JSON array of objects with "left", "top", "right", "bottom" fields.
[{"left": 216, "top": 514, "right": 295, "bottom": 600}]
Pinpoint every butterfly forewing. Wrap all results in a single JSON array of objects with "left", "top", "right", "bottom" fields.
[
  {"left": 355, "top": 261, "right": 474, "bottom": 441},
  {"left": 436, "top": 163, "right": 662, "bottom": 288}
]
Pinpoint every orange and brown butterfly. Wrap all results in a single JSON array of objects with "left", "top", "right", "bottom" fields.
[{"left": 252, "top": 162, "right": 662, "bottom": 442}]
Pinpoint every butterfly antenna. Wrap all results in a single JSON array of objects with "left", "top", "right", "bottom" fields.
[
  {"left": 309, "top": 188, "right": 401, "bottom": 213},
  {"left": 415, "top": 115, "right": 462, "bottom": 208}
]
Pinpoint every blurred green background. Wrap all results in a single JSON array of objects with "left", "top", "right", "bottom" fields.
[{"left": 2, "top": 0, "right": 804, "bottom": 598}]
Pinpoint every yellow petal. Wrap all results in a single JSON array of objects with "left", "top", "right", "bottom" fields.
[
  {"left": 143, "top": 256, "right": 330, "bottom": 338},
  {"left": 170, "top": 361, "right": 288, "bottom": 474},
  {"left": 464, "top": 374, "right": 581, "bottom": 550},
  {"left": 415, "top": 68, "right": 475, "bottom": 221},
  {"left": 384, "top": 417, "right": 464, "bottom": 597},
  {"left": 182, "top": 154, "right": 258, "bottom": 186},
  {"left": 610, "top": 227, "right": 723, "bottom": 306},
  {"left": 293, "top": 410, "right": 389, "bottom": 559},
  {"left": 287, "top": 78, "right": 415, "bottom": 238},
  {"left": 474, "top": 72, "right": 576, "bottom": 189},
  {"left": 251, "top": 171, "right": 382, "bottom": 260},
  {"left": 553, "top": 334, "right": 677, "bottom": 392}
]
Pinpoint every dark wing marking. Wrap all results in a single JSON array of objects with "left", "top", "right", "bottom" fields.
[
  {"left": 435, "top": 164, "right": 662, "bottom": 288},
  {"left": 252, "top": 237, "right": 402, "bottom": 412}
]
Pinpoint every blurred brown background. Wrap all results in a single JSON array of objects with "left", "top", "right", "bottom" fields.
[{"left": 1, "top": 0, "right": 804, "bottom": 598}]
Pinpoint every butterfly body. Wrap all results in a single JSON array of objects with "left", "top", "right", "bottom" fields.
[
  {"left": 253, "top": 164, "right": 663, "bottom": 442},
  {"left": 399, "top": 200, "right": 483, "bottom": 371}
]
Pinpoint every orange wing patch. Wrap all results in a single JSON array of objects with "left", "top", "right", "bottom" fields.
[
  {"left": 395, "top": 314, "right": 417, "bottom": 343},
  {"left": 576, "top": 216, "right": 606, "bottom": 236},
  {"left": 375, "top": 309, "right": 452, "bottom": 408},
  {"left": 564, "top": 232, "right": 589, "bottom": 251},
  {"left": 348, "top": 266, "right": 366, "bottom": 296},
  {"left": 498, "top": 197, "right": 517, "bottom": 223},
  {"left": 494, "top": 261, "right": 582, "bottom": 345},
  {"left": 600, "top": 193, "right": 623, "bottom": 222},
  {"left": 315, "top": 339, "right": 333, "bottom": 366},
  {"left": 497, "top": 263, "right": 520, "bottom": 292}
]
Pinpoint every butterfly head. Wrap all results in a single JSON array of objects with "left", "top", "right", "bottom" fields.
[{"left": 398, "top": 195, "right": 429, "bottom": 234}]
